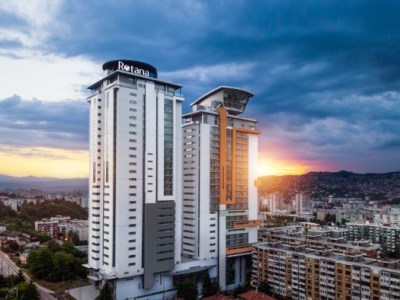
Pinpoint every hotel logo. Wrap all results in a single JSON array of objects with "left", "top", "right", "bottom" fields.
[{"left": 118, "top": 61, "right": 150, "bottom": 77}]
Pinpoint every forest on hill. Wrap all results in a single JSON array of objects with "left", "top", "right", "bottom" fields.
[{"left": 259, "top": 170, "right": 400, "bottom": 200}]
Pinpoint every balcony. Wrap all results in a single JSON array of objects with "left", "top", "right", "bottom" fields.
[
  {"left": 233, "top": 219, "right": 261, "bottom": 229},
  {"left": 226, "top": 245, "right": 253, "bottom": 256}
]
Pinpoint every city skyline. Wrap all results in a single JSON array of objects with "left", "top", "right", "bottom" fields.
[{"left": 1, "top": 1, "right": 400, "bottom": 178}]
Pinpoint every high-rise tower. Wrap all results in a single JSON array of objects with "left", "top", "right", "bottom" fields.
[
  {"left": 182, "top": 86, "right": 260, "bottom": 290},
  {"left": 86, "top": 60, "right": 184, "bottom": 299}
]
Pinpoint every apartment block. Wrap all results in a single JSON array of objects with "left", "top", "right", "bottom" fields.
[
  {"left": 252, "top": 241, "right": 400, "bottom": 300},
  {"left": 34, "top": 216, "right": 87, "bottom": 240},
  {"left": 347, "top": 222, "right": 400, "bottom": 255},
  {"left": 258, "top": 225, "right": 379, "bottom": 258}
]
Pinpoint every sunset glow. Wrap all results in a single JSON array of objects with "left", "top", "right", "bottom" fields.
[
  {"left": 0, "top": 145, "right": 311, "bottom": 178},
  {"left": 257, "top": 157, "right": 309, "bottom": 176},
  {"left": 0, "top": 145, "right": 88, "bottom": 178}
]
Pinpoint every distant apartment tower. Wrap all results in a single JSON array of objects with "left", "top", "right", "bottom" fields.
[
  {"left": 182, "top": 86, "right": 260, "bottom": 289},
  {"left": 34, "top": 216, "right": 71, "bottom": 239},
  {"left": 265, "top": 192, "right": 279, "bottom": 212},
  {"left": 35, "top": 219, "right": 60, "bottom": 239},
  {"left": 295, "top": 193, "right": 304, "bottom": 214},
  {"left": 86, "top": 60, "right": 183, "bottom": 299}
]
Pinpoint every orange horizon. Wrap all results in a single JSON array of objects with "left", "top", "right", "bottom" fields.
[
  {"left": 257, "top": 157, "right": 310, "bottom": 177},
  {"left": 0, "top": 145, "right": 314, "bottom": 178},
  {"left": 0, "top": 145, "right": 88, "bottom": 179}
]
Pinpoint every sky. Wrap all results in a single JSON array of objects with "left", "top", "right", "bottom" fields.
[{"left": 1, "top": 0, "right": 400, "bottom": 178}]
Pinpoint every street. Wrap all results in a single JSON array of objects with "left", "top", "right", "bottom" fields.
[
  {"left": 0, "top": 251, "right": 18, "bottom": 276},
  {"left": 0, "top": 250, "right": 56, "bottom": 300}
]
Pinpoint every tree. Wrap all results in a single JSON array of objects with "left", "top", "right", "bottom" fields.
[
  {"left": 27, "top": 242, "right": 87, "bottom": 282},
  {"left": 18, "top": 281, "right": 40, "bottom": 300},
  {"left": 0, "top": 275, "right": 6, "bottom": 288},
  {"left": 27, "top": 248, "right": 54, "bottom": 280},
  {"left": 201, "top": 274, "right": 221, "bottom": 298},
  {"left": 50, "top": 251, "right": 76, "bottom": 281},
  {"left": 177, "top": 278, "right": 197, "bottom": 300},
  {"left": 68, "top": 229, "right": 80, "bottom": 245},
  {"left": 258, "top": 280, "right": 272, "bottom": 295},
  {"left": 95, "top": 282, "right": 113, "bottom": 300},
  {"left": 15, "top": 270, "right": 25, "bottom": 284}
]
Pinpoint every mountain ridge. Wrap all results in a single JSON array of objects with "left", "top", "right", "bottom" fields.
[{"left": 0, "top": 174, "right": 88, "bottom": 192}]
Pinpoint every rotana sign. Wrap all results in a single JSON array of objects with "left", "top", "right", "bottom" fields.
[{"left": 118, "top": 61, "right": 150, "bottom": 77}]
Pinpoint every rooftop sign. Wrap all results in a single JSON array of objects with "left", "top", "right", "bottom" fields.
[
  {"left": 118, "top": 61, "right": 150, "bottom": 77},
  {"left": 102, "top": 60, "right": 158, "bottom": 78}
]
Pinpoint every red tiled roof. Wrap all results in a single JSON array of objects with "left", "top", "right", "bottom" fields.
[
  {"left": 238, "top": 290, "right": 275, "bottom": 300},
  {"left": 202, "top": 294, "right": 230, "bottom": 300}
]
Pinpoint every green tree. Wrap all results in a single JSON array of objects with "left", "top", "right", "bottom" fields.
[
  {"left": 95, "top": 282, "right": 113, "bottom": 300},
  {"left": 27, "top": 243, "right": 87, "bottom": 282},
  {"left": 50, "top": 251, "right": 76, "bottom": 281},
  {"left": 27, "top": 248, "right": 54, "bottom": 280},
  {"left": 177, "top": 278, "right": 197, "bottom": 300},
  {"left": 0, "top": 202, "right": 17, "bottom": 219},
  {"left": 18, "top": 281, "right": 40, "bottom": 300},
  {"left": 201, "top": 274, "right": 221, "bottom": 298}
]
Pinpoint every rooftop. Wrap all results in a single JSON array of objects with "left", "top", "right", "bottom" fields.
[{"left": 191, "top": 86, "right": 253, "bottom": 115}]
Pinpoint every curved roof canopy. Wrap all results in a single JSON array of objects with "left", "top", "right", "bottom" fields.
[{"left": 191, "top": 86, "right": 254, "bottom": 115}]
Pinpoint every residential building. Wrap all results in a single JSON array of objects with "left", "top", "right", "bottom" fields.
[
  {"left": 374, "top": 207, "right": 400, "bottom": 224},
  {"left": 67, "top": 220, "right": 89, "bottom": 241},
  {"left": 34, "top": 216, "right": 87, "bottom": 240},
  {"left": 258, "top": 225, "right": 379, "bottom": 258},
  {"left": 295, "top": 193, "right": 304, "bottom": 214},
  {"left": 35, "top": 219, "right": 61, "bottom": 239},
  {"left": 347, "top": 222, "right": 400, "bottom": 255},
  {"left": 336, "top": 209, "right": 367, "bottom": 224},
  {"left": 252, "top": 240, "right": 400, "bottom": 300}
]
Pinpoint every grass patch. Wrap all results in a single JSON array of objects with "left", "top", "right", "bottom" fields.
[{"left": 33, "top": 277, "right": 89, "bottom": 293}]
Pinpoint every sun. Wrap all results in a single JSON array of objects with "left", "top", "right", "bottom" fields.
[{"left": 257, "top": 158, "right": 309, "bottom": 176}]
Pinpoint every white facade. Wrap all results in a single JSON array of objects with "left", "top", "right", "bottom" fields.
[
  {"left": 87, "top": 60, "right": 184, "bottom": 299},
  {"left": 87, "top": 63, "right": 260, "bottom": 299},
  {"left": 295, "top": 193, "right": 304, "bottom": 214}
]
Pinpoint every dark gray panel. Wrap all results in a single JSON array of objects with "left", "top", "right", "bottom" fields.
[{"left": 143, "top": 201, "right": 175, "bottom": 289}]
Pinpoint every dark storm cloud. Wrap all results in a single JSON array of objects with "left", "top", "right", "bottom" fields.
[
  {"left": 2, "top": 0, "right": 400, "bottom": 172},
  {"left": 0, "top": 96, "right": 88, "bottom": 150}
]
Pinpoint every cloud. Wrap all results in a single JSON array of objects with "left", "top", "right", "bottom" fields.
[
  {"left": 161, "top": 62, "right": 255, "bottom": 84},
  {"left": 0, "top": 0, "right": 64, "bottom": 47},
  {"left": 0, "top": 95, "right": 88, "bottom": 150},
  {"left": 1, "top": 0, "right": 400, "bottom": 174},
  {"left": 0, "top": 50, "right": 101, "bottom": 101},
  {"left": 256, "top": 90, "right": 400, "bottom": 173}
]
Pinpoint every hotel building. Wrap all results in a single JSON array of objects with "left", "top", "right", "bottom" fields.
[
  {"left": 182, "top": 86, "right": 260, "bottom": 290},
  {"left": 86, "top": 60, "right": 260, "bottom": 298},
  {"left": 86, "top": 60, "right": 184, "bottom": 299}
]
